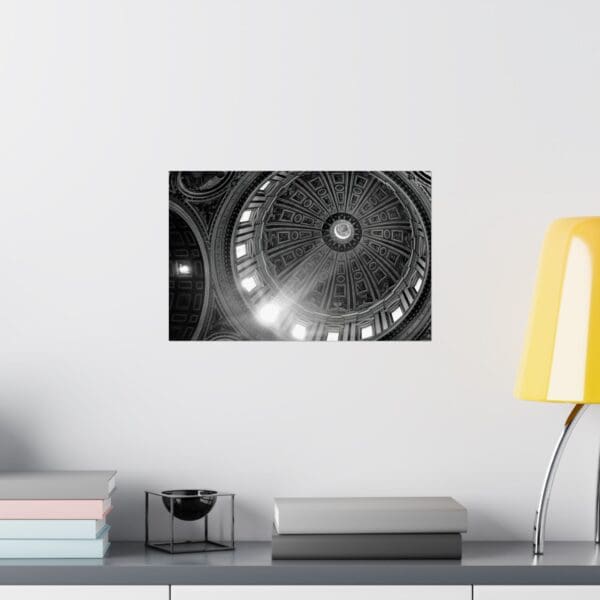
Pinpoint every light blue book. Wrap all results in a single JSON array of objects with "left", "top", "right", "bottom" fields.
[
  {"left": 0, "top": 519, "right": 106, "bottom": 539},
  {"left": 0, "top": 525, "right": 110, "bottom": 558}
]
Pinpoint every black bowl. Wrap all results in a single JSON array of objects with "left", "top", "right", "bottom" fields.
[{"left": 161, "top": 489, "right": 218, "bottom": 521}]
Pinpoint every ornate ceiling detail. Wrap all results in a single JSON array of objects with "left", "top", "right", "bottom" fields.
[
  {"left": 168, "top": 207, "right": 209, "bottom": 341},
  {"left": 169, "top": 171, "right": 431, "bottom": 341},
  {"left": 175, "top": 171, "right": 234, "bottom": 201}
]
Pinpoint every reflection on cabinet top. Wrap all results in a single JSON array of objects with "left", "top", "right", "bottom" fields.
[{"left": 0, "top": 542, "right": 600, "bottom": 586}]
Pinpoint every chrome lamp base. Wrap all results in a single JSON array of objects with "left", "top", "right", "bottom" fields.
[{"left": 533, "top": 404, "right": 599, "bottom": 555}]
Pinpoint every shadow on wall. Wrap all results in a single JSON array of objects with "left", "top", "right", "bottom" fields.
[
  {"left": 467, "top": 504, "right": 525, "bottom": 542},
  {"left": 0, "top": 417, "right": 46, "bottom": 470},
  {"left": 235, "top": 499, "right": 271, "bottom": 542}
]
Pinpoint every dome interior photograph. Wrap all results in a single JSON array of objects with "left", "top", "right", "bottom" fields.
[{"left": 169, "top": 171, "right": 432, "bottom": 341}]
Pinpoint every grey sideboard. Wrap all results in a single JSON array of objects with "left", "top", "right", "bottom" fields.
[{"left": 2, "top": 542, "right": 600, "bottom": 600}]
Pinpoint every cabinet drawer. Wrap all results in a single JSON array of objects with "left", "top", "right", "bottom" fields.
[
  {"left": 172, "top": 586, "right": 471, "bottom": 600},
  {"left": 0, "top": 586, "right": 168, "bottom": 600},
  {"left": 475, "top": 586, "right": 600, "bottom": 600}
]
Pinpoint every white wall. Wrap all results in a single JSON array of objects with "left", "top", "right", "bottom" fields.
[{"left": 1, "top": 0, "right": 600, "bottom": 542}]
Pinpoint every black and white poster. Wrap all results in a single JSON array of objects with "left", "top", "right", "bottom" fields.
[{"left": 169, "top": 172, "right": 431, "bottom": 341}]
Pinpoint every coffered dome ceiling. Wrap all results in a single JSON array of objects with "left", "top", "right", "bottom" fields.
[{"left": 169, "top": 171, "right": 431, "bottom": 341}]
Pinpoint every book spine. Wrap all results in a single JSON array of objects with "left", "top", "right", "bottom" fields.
[
  {"left": 0, "top": 538, "right": 110, "bottom": 559},
  {"left": 0, "top": 519, "right": 102, "bottom": 539},
  {"left": 0, "top": 472, "right": 116, "bottom": 500},
  {"left": 275, "top": 506, "right": 467, "bottom": 534},
  {"left": 0, "top": 500, "right": 108, "bottom": 520},
  {"left": 272, "top": 533, "right": 462, "bottom": 560}
]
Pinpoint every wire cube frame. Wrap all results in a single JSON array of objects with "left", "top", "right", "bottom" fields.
[{"left": 145, "top": 490, "right": 235, "bottom": 554}]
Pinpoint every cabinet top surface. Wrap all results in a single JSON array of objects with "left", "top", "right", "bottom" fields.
[{"left": 0, "top": 542, "right": 599, "bottom": 585}]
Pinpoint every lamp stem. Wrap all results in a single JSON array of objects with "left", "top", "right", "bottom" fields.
[
  {"left": 594, "top": 440, "right": 600, "bottom": 544},
  {"left": 533, "top": 403, "right": 587, "bottom": 555}
]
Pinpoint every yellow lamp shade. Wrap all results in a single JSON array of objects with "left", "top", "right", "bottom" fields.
[{"left": 515, "top": 217, "right": 600, "bottom": 404}]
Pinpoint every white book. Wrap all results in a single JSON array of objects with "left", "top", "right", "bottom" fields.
[
  {"left": 0, "top": 471, "right": 116, "bottom": 500},
  {"left": 274, "top": 497, "right": 468, "bottom": 534},
  {"left": 0, "top": 519, "right": 106, "bottom": 539},
  {"left": 0, "top": 526, "right": 110, "bottom": 558}
]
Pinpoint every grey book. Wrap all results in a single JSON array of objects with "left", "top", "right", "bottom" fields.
[
  {"left": 272, "top": 531, "right": 462, "bottom": 560},
  {"left": 0, "top": 471, "right": 117, "bottom": 500},
  {"left": 274, "top": 497, "right": 467, "bottom": 534}
]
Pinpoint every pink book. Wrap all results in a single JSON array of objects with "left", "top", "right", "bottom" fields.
[{"left": 0, "top": 498, "right": 112, "bottom": 519}]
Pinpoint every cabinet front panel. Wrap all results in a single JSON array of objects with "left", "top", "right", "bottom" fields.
[
  {"left": 172, "top": 585, "right": 471, "bottom": 600},
  {"left": 475, "top": 586, "right": 600, "bottom": 600},
  {"left": 0, "top": 586, "right": 169, "bottom": 600}
]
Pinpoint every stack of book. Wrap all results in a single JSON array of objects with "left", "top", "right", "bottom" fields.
[
  {"left": 272, "top": 497, "right": 467, "bottom": 559},
  {"left": 0, "top": 471, "right": 116, "bottom": 558}
]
